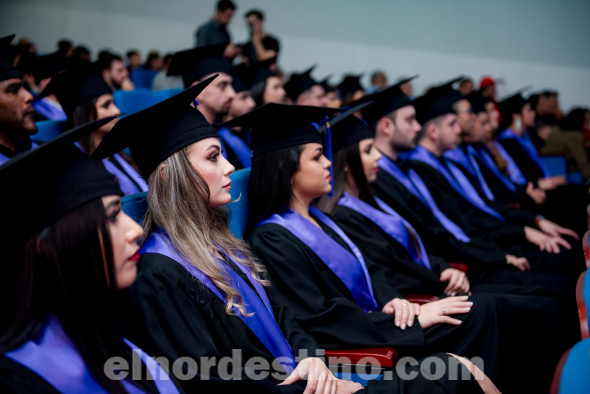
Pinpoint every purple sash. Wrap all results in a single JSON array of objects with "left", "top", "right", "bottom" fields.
[
  {"left": 33, "top": 98, "right": 67, "bottom": 121},
  {"left": 112, "top": 153, "right": 149, "bottom": 192},
  {"left": 408, "top": 146, "right": 504, "bottom": 221},
  {"left": 444, "top": 147, "right": 496, "bottom": 201},
  {"left": 141, "top": 230, "right": 296, "bottom": 373},
  {"left": 491, "top": 141, "right": 528, "bottom": 185},
  {"left": 378, "top": 155, "right": 470, "bottom": 242},
  {"left": 0, "top": 142, "right": 39, "bottom": 166},
  {"left": 470, "top": 145, "right": 517, "bottom": 192},
  {"left": 5, "top": 314, "right": 179, "bottom": 394},
  {"left": 257, "top": 207, "right": 378, "bottom": 312},
  {"left": 338, "top": 192, "right": 430, "bottom": 269},
  {"left": 498, "top": 128, "right": 549, "bottom": 177},
  {"left": 218, "top": 127, "right": 252, "bottom": 168}
]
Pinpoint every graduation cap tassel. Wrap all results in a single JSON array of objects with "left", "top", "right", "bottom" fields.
[
  {"left": 323, "top": 116, "right": 334, "bottom": 197},
  {"left": 312, "top": 116, "right": 334, "bottom": 197}
]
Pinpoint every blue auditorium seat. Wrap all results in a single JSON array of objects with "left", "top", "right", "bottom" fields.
[
  {"left": 153, "top": 88, "right": 183, "bottom": 102},
  {"left": 121, "top": 191, "right": 148, "bottom": 225},
  {"left": 34, "top": 120, "right": 66, "bottom": 142},
  {"left": 540, "top": 155, "right": 567, "bottom": 177},
  {"left": 114, "top": 89, "right": 158, "bottom": 115},
  {"left": 228, "top": 168, "right": 251, "bottom": 238},
  {"left": 130, "top": 68, "right": 157, "bottom": 89}
]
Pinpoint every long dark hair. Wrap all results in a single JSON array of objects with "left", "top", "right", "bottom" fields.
[
  {"left": 247, "top": 145, "right": 303, "bottom": 234},
  {"left": 70, "top": 97, "right": 99, "bottom": 155},
  {"left": 250, "top": 79, "right": 267, "bottom": 108},
  {"left": 318, "top": 142, "right": 382, "bottom": 213},
  {"left": 1, "top": 198, "right": 155, "bottom": 393},
  {"left": 558, "top": 108, "right": 589, "bottom": 131}
]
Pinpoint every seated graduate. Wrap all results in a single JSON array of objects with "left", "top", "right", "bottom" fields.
[
  {"left": 317, "top": 108, "right": 579, "bottom": 392},
  {"left": 92, "top": 76, "right": 364, "bottom": 393},
  {"left": 0, "top": 34, "right": 39, "bottom": 165},
  {"left": 405, "top": 83, "right": 585, "bottom": 281},
  {"left": 497, "top": 91, "right": 589, "bottom": 235},
  {"left": 249, "top": 58, "right": 286, "bottom": 108},
  {"left": 226, "top": 103, "right": 521, "bottom": 393},
  {"left": 0, "top": 118, "right": 180, "bottom": 393},
  {"left": 38, "top": 65, "right": 148, "bottom": 196}
]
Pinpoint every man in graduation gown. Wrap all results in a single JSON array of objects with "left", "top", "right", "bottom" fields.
[
  {"left": 0, "top": 35, "right": 38, "bottom": 165},
  {"left": 406, "top": 85, "right": 584, "bottom": 281},
  {"left": 168, "top": 43, "right": 253, "bottom": 169},
  {"left": 359, "top": 81, "right": 582, "bottom": 295},
  {"left": 497, "top": 91, "right": 589, "bottom": 235}
]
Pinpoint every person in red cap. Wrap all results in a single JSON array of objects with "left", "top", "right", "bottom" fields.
[{"left": 480, "top": 76, "right": 501, "bottom": 122}]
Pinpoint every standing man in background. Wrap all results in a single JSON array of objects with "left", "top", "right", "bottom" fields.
[
  {"left": 195, "top": 0, "right": 241, "bottom": 60},
  {"left": 241, "top": 9, "right": 280, "bottom": 65}
]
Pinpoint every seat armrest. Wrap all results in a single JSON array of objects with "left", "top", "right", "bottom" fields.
[
  {"left": 449, "top": 262, "right": 469, "bottom": 273},
  {"left": 325, "top": 347, "right": 398, "bottom": 368},
  {"left": 403, "top": 294, "right": 440, "bottom": 304}
]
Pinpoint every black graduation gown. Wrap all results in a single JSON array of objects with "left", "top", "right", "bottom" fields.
[
  {"left": 328, "top": 204, "right": 580, "bottom": 391},
  {"left": 0, "top": 356, "right": 61, "bottom": 394},
  {"left": 409, "top": 157, "right": 585, "bottom": 279},
  {"left": 124, "top": 252, "right": 313, "bottom": 393},
  {"left": 371, "top": 159, "right": 508, "bottom": 265},
  {"left": 499, "top": 139, "right": 589, "bottom": 235},
  {"left": 249, "top": 218, "right": 531, "bottom": 392},
  {"left": 124, "top": 251, "right": 485, "bottom": 394}
]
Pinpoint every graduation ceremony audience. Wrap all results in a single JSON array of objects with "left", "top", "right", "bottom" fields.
[{"left": 1, "top": 0, "right": 590, "bottom": 392}]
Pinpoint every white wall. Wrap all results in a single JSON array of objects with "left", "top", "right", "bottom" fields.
[{"left": 2, "top": 0, "right": 589, "bottom": 110}]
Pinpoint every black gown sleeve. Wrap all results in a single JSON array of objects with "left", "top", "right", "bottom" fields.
[
  {"left": 499, "top": 139, "right": 544, "bottom": 182},
  {"left": 0, "top": 356, "right": 61, "bottom": 394},
  {"left": 330, "top": 206, "right": 447, "bottom": 296},
  {"left": 372, "top": 170, "right": 508, "bottom": 265},
  {"left": 250, "top": 224, "right": 425, "bottom": 352},
  {"left": 126, "top": 253, "right": 308, "bottom": 393}
]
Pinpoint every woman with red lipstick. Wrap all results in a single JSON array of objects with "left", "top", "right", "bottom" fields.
[
  {"left": 0, "top": 118, "right": 180, "bottom": 393},
  {"left": 93, "top": 77, "right": 365, "bottom": 393}
]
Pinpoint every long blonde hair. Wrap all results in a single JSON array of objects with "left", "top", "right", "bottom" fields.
[{"left": 142, "top": 145, "right": 269, "bottom": 316}]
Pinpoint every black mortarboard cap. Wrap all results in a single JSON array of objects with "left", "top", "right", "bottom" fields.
[
  {"left": 428, "top": 76, "right": 466, "bottom": 105},
  {"left": 92, "top": 75, "right": 220, "bottom": 179},
  {"left": 0, "top": 34, "right": 21, "bottom": 82},
  {"left": 284, "top": 65, "right": 318, "bottom": 101},
  {"left": 0, "top": 116, "right": 121, "bottom": 243},
  {"left": 221, "top": 103, "right": 338, "bottom": 157},
  {"left": 330, "top": 102, "right": 375, "bottom": 152},
  {"left": 498, "top": 87, "right": 531, "bottom": 118},
  {"left": 231, "top": 63, "right": 250, "bottom": 93},
  {"left": 319, "top": 74, "right": 337, "bottom": 94},
  {"left": 466, "top": 91, "right": 491, "bottom": 114},
  {"left": 413, "top": 91, "right": 454, "bottom": 125},
  {"left": 337, "top": 74, "right": 364, "bottom": 98},
  {"left": 38, "top": 65, "right": 112, "bottom": 119},
  {"left": 32, "top": 51, "right": 69, "bottom": 82},
  {"left": 250, "top": 57, "right": 278, "bottom": 86},
  {"left": 357, "top": 76, "right": 418, "bottom": 127},
  {"left": 167, "top": 43, "right": 230, "bottom": 88}
]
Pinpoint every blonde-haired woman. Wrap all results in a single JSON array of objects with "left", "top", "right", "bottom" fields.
[{"left": 93, "top": 76, "right": 363, "bottom": 393}]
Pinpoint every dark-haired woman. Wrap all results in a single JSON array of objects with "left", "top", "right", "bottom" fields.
[
  {"left": 39, "top": 67, "right": 148, "bottom": 195},
  {"left": 322, "top": 114, "right": 579, "bottom": 393},
  {"left": 0, "top": 119, "right": 179, "bottom": 393},
  {"left": 251, "top": 72, "right": 286, "bottom": 108},
  {"left": 224, "top": 103, "right": 506, "bottom": 393}
]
